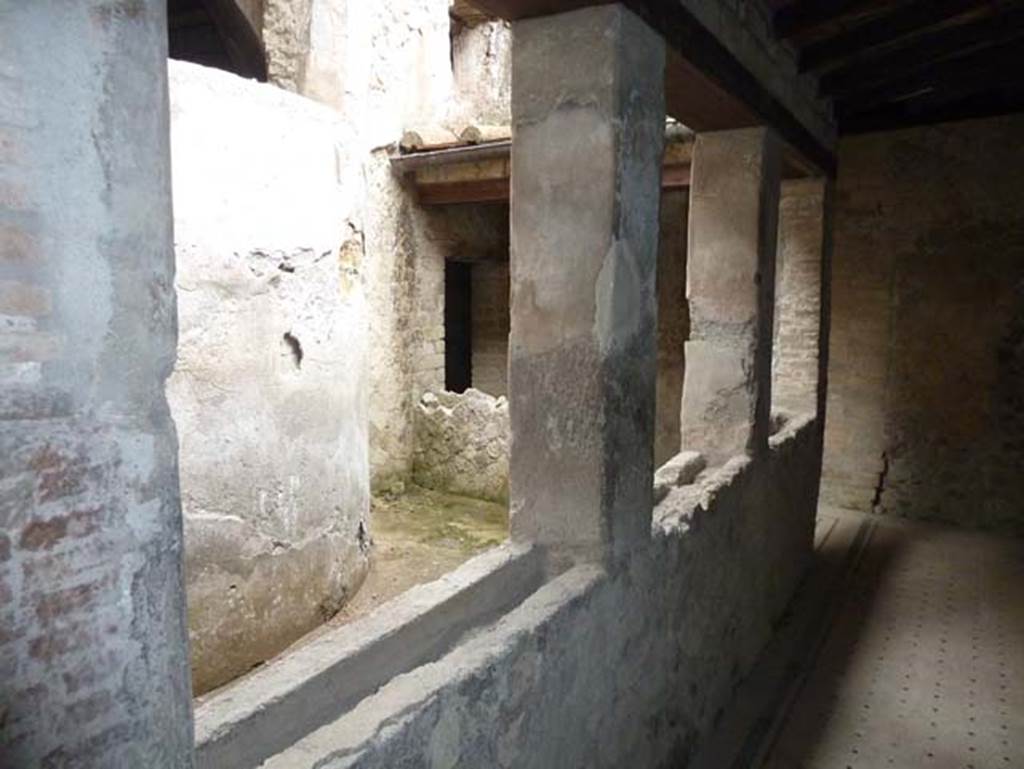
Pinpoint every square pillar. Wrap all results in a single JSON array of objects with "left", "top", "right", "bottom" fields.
[
  {"left": 682, "top": 128, "right": 782, "bottom": 465},
  {"left": 0, "top": 3, "right": 194, "bottom": 767},
  {"left": 509, "top": 4, "right": 665, "bottom": 562}
]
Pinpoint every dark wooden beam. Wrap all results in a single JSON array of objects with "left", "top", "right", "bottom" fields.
[
  {"left": 465, "top": 0, "right": 612, "bottom": 17},
  {"left": 200, "top": 0, "right": 267, "bottom": 81},
  {"left": 837, "top": 42, "right": 1024, "bottom": 117},
  {"left": 637, "top": 0, "right": 836, "bottom": 174},
  {"left": 772, "top": 0, "right": 883, "bottom": 40},
  {"left": 842, "top": 84, "right": 1024, "bottom": 133},
  {"left": 819, "top": 9, "right": 1024, "bottom": 98},
  {"left": 799, "top": 0, "right": 984, "bottom": 72},
  {"left": 419, "top": 178, "right": 511, "bottom": 205}
]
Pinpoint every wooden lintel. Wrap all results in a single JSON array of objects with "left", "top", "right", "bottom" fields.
[
  {"left": 798, "top": 0, "right": 983, "bottom": 73},
  {"left": 418, "top": 178, "right": 512, "bottom": 206}
]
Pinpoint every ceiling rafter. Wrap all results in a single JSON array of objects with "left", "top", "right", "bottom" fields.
[
  {"left": 819, "top": 8, "right": 1024, "bottom": 98},
  {"left": 798, "top": 0, "right": 985, "bottom": 72},
  {"left": 837, "top": 41, "right": 1023, "bottom": 117},
  {"left": 772, "top": 0, "right": 886, "bottom": 40}
]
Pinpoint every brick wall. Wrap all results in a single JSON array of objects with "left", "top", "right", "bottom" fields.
[
  {"left": 773, "top": 179, "right": 826, "bottom": 416},
  {"left": 1, "top": 3, "right": 193, "bottom": 765},
  {"left": 823, "top": 114, "right": 1024, "bottom": 533},
  {"left": 471, "top": 260, "right": 510, "bottom": 397}
]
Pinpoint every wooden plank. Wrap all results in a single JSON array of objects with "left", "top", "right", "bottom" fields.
[
  {"left": 798, "top": 0, "right": 985, "bottom": 73},
  {"left": 842, "top": 85, "right": 1024, "bottom": 134},
  {"left": 837, "top": 41, "right": 1023, "bottom": 117},
  {"left": 418, "top": 178, "right": 511, "bottom": 205},
  {"left": 772, "top": 0, "right": 883, "bottom": 40},
  {"left": 819, "top": 9, "right": 1024, "bottom": 98},
  {"left": 201, "top": 0, "right": 267, "bottom": 81},
  {"left": 638, "top": 0, "right": 836, "bottom": 175},
  {"left": 390, "top": 141, "right": 512, "bottom": 173},
  {"left": 460, "top": 0, "right": 610, "bottom": 17},
  {"left": 416, "top": 157, "right": 510, "bottom": 186}
]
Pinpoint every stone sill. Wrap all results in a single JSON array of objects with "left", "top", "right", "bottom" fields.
[{"left": 194, "top": 542, "right": 544, "bottom": 769}]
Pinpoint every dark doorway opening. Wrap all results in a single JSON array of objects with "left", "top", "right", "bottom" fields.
[{"left": 445, "top": 261, "right": 473, "bottom": 393}]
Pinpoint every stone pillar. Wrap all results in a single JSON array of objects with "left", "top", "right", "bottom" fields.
[
  {"left": 0, "top": 3, "right": 194, "bottom": 767},
  {"left": 772, "top": 178, "right": 830, "bottom": 415},
  {"left": 508, "top": 4, "right": 665, "bottom": 562},
  {"left": 682, "top": 128, "right": 782, "bottom": 465}
]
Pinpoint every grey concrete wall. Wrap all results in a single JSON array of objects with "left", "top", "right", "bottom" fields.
[
  {"left": 823, "top": 114, "right": 1024, "bottom": 534},
  {"left": 166, "top": 61, "right": 370, "bottom": 694},
  {"left": 0, "top": 3, "right": 193, "bottom": 766},
  {"left": 266, "top": 417, "right": 822, "bottom": 769}
]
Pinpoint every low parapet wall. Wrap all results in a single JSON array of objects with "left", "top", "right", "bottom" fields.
[{"left": 267, "top": 414, "right": 821, "bottom": 768}]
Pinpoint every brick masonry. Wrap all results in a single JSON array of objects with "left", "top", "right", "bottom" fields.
[
  {"left": 823, "top": 114, "right": 1024, "bottom": 533},
  {"left": 1, "top": 3, "right": 193, "bottom": 766}
]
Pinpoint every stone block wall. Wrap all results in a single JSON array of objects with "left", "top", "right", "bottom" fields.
[
  {"left": 166, "top": 61, "right": 371, "bottom": 694},
  {"left": 823, "top": 114, "right": 1024, "bottom": 533},
  {"left": 413, "top": 389, "right": 510, "bottom": 503}
]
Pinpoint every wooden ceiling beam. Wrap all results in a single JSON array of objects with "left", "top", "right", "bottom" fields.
[
  {"left": 842, "top": 84, "right": 1024, "bottom": 133},
  {"left": 200, "top": 0, "right": 267, "bottom": 81},
  {"left": 772, "top": 0, "right": 883, "bottom": 40},
  {"left": 820, "top": 9, "right": 1024, "bottom": 98},
  {"left": 465, "top": 0, "right": 612, "bottom": 18},
  {"left": 799, "top": 0, "right": 984, "bottom": 72},
  {"left": 837, "top": 42, "right": 1023, "bottom": 117},
  {"left": 458, "top": 0, "right": 836, "bottom": 175}
]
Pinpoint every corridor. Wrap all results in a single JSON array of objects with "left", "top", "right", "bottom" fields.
[
  {"left": 696, "top": 509, "right": 1024, "bottom": 769},
  {"left": 778, "top": 512, "right": 1023, "bottom": 768}
]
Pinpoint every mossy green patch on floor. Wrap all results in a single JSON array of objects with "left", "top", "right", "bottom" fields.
[
  {"left": 371, "top": 484, "right": 508, "bottom": 553},
  {"left": 321, "top": 484, "right": 508, "bottom": 629}
]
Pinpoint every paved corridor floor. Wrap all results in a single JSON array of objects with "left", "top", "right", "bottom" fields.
[
  {"left": 693, "top": 509, "right": 1024, "bottom": 769},
  {"left": 765, "top": 512, "right": 1024, "bottom": 769}
]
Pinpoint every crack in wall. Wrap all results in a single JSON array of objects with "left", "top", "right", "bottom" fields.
[{"left": 871, "top": 451, "right": 889, "bottom": 514}]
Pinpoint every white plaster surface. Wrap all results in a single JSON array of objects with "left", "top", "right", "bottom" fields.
[{"left": 167, "top": 60, "right": 370, "bottom": 693}]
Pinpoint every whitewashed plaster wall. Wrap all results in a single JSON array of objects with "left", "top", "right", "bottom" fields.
[{"left": 167, "top": 61, "right": 370, "bottom": 693}]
